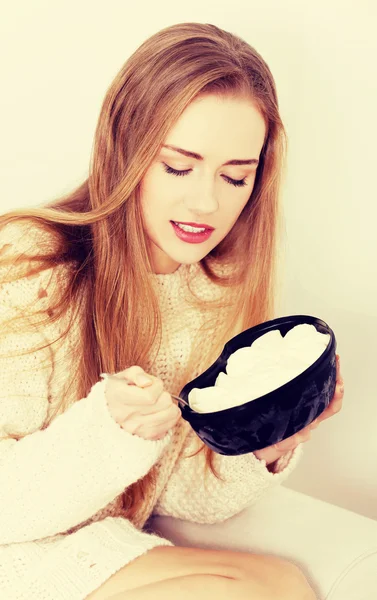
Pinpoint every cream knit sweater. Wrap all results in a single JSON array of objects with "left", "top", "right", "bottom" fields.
[{"left": 0, "top": 223, "right": 302, "bottom": 600}]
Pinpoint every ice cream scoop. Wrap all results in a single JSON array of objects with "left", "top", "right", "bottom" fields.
[{"left": 188, "top": 323, "right": 330, "bottom": 413}]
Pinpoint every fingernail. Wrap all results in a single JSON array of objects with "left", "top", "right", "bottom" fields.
[{"left": 136, "top": 375, "right": 152, "bottom": 385}]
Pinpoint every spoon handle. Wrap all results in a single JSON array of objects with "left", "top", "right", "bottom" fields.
[
  {"left": 171, "top": 393, "right": 190, "bottom": 408},
  {"left": 103, "top": 374, "right": 190, "bottom": 407}
]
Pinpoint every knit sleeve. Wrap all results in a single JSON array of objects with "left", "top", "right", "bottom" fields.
[
  {"left": 153, "top": 428, "right": 303, "bottom": 524},
  {"left": 0, "top": 229, "right": 172, "bottom": 544}
]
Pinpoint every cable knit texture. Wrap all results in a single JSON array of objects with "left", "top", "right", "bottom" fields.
[{"left": 0, "top": 222, "right": 302, "bottom": 599}]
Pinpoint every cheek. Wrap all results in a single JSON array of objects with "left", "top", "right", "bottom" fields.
[
  {"left": 140, "top": 184, "right": 159, "bottom": 219},
  {"left": 140, "top": 167, "right": 176, "bottom": 216},
  {"left": 220, "top": 193, "right": 250, "bottom": 227}
]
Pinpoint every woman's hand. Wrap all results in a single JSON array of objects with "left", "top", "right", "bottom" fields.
[
  {"left": 104, "top": 366, "right": 182, "bottom": 440},
  {"left": 253, "top": 354, "right": 344, "bottom": 466}
]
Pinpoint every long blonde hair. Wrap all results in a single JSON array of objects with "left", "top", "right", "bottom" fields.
[{"left": 0, "top": 22, "right": 287, "bottom": 522}]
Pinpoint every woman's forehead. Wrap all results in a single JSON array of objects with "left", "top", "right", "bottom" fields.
[{"left": 161, "top": 95, "right": 266, "bottom": 163}]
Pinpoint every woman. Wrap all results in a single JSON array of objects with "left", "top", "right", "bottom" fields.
[{"left": 0, "top": 22, "right": 344, "bottom": 600}]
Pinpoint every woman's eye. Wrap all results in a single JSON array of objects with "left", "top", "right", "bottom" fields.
[
  {"left": 163, "top": 163, "right": 191, "bottom": 177},
  {"left": 223, "top": 175, "right": 247, "bottom": 188},
  {"left": 162, "top": 163, "right": 247, "bottom": 188}
]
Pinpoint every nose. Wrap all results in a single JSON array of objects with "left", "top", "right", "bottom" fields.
[{"left": 183, "top": 179, "right": 219, "bottom": 215}]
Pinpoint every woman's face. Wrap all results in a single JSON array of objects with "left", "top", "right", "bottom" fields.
[{"left": 140, "top": 93, "right": 266, "bottom": 274}]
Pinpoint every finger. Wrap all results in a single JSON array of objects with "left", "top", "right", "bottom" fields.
[
  {"left": 336, "top": 356, "right": 344, "bottom": 386},
  {"left": 137, "top": 391, "right": 175, "bottom": 415},
  {"left": 140, "top": 404, "right": 181, "bottom": 427},
  {"left": 256, "top": 422, "right": 316, "bottom": 461},
  {"left": 137, "top": 417, "right": 181, "bottom": 440},
  {"left": 278, "top": 423, "right": 315, "bottom": 449},
  {"left": 330, "top": 379, "right": 345, "bottom": 409},
  {"left": 120, "top": 391, "right": 173, "bottom": 416},
  {"left": 126, "top": 408, "right": 181, "bottom": 438},
  {"left": 294, "top": 427, "right": 312, "bottom": 443},
  {"left": 274, "top": 434, "right": 304, "bottom": 453},
  {"left": 139, "top": 419, "right": 179, "bottom": 441},
  {"left": 115, "top": 366, "right": 152, "bottom": 385},
  {"left": 111, "top": 376, "right": 165, "bottom": 406},
  {"left": 116, "top": 366, "right": 157, "bottom": 388},
  {"left": 334, "top": 380, "right": 345, "bottom": 398},
  {"left": 294, "top": 422, "right": 311, "bottom": 437},
  {"left": 316, "top": 396, "right": 343, "bottom": 424},
  {"left": 123, "top": 403, "right": 181, "bottom": 430},
  {"left": 329, "top": 397, "right": 343, "bottom": 415},
  {"left": 315, "top": 368, "right": 345, "bottom": 424}
]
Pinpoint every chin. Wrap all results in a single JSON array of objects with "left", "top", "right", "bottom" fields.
[{"left": 168, "top": 247, "right": 210, "bottom": 264}]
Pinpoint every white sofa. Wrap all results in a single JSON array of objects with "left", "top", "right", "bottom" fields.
[{"left": 148, "top": 485, "right": 377, "bottom": 599}]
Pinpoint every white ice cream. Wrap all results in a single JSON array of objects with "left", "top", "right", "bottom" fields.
[{"left": 188, "top": 323, "right": 330, "bottom": 413}]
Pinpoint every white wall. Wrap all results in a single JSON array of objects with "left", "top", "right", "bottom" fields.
[
  {"left": 276, "top": 3, "right": 377, "bottom": 520},
  {"left": 1, "top": 1, "right": 376, "bottom": 519}
]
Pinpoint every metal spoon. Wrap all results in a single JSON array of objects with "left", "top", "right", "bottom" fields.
[
  {"left": 102, "top": 373, "right": 191, "bottom": 408},
  {"left": 170, "top": 393, "right": 190, "bottom": 408}
]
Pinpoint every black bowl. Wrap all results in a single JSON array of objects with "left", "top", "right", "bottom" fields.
[{"left": 177, "top": 315, "right": 337, "bottom": 455}]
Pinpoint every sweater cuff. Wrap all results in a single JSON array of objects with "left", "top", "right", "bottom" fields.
[{"left": 256, "top": 444, "right": 303, "bottom": 478}]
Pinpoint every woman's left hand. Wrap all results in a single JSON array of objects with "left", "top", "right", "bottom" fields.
[{"left": 253, "top": 354, "right": 344, "bottom": 466}]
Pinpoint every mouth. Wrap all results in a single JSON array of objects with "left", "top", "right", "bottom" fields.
[
  {"left": 171, "top": 221, "right": 214, "bottom": 232},
  {"left": 170, "top": 220, "right": 215, "bottom": 244}
]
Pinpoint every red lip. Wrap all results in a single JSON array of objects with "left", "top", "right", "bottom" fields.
[{"left": 172, "top": 221, "right": 214, "bottom": 230}]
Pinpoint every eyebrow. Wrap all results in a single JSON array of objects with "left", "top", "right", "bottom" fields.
[{"left": 162, "top": 144, "right": 259, "bottom": 167}]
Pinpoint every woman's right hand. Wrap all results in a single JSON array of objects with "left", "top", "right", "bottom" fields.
[{"left": 103, "top": 366, "right": 182, "bottom": 441}]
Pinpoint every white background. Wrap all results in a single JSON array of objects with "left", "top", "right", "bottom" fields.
[{"left": 1, "top": 1, "right": 376, "bottom": 519}]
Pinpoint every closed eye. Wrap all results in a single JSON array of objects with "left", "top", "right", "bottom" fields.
[{"left": 162, "top": 163, "right": 248, "bottom": 188}]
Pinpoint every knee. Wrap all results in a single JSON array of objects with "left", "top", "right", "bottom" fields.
[
  {"left": 264, "top": 558, "right": 317, "bottom": 600},
  {"left": 239, "top": 555, "right": 317, "bottom": 600}
]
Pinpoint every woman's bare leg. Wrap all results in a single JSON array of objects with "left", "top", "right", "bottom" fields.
[
  {"left": 106, "top": 573, "right": 272, "bottom": 600},
  {"left": 86, "top": 545, "right": 317, "bottom": 600}
]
